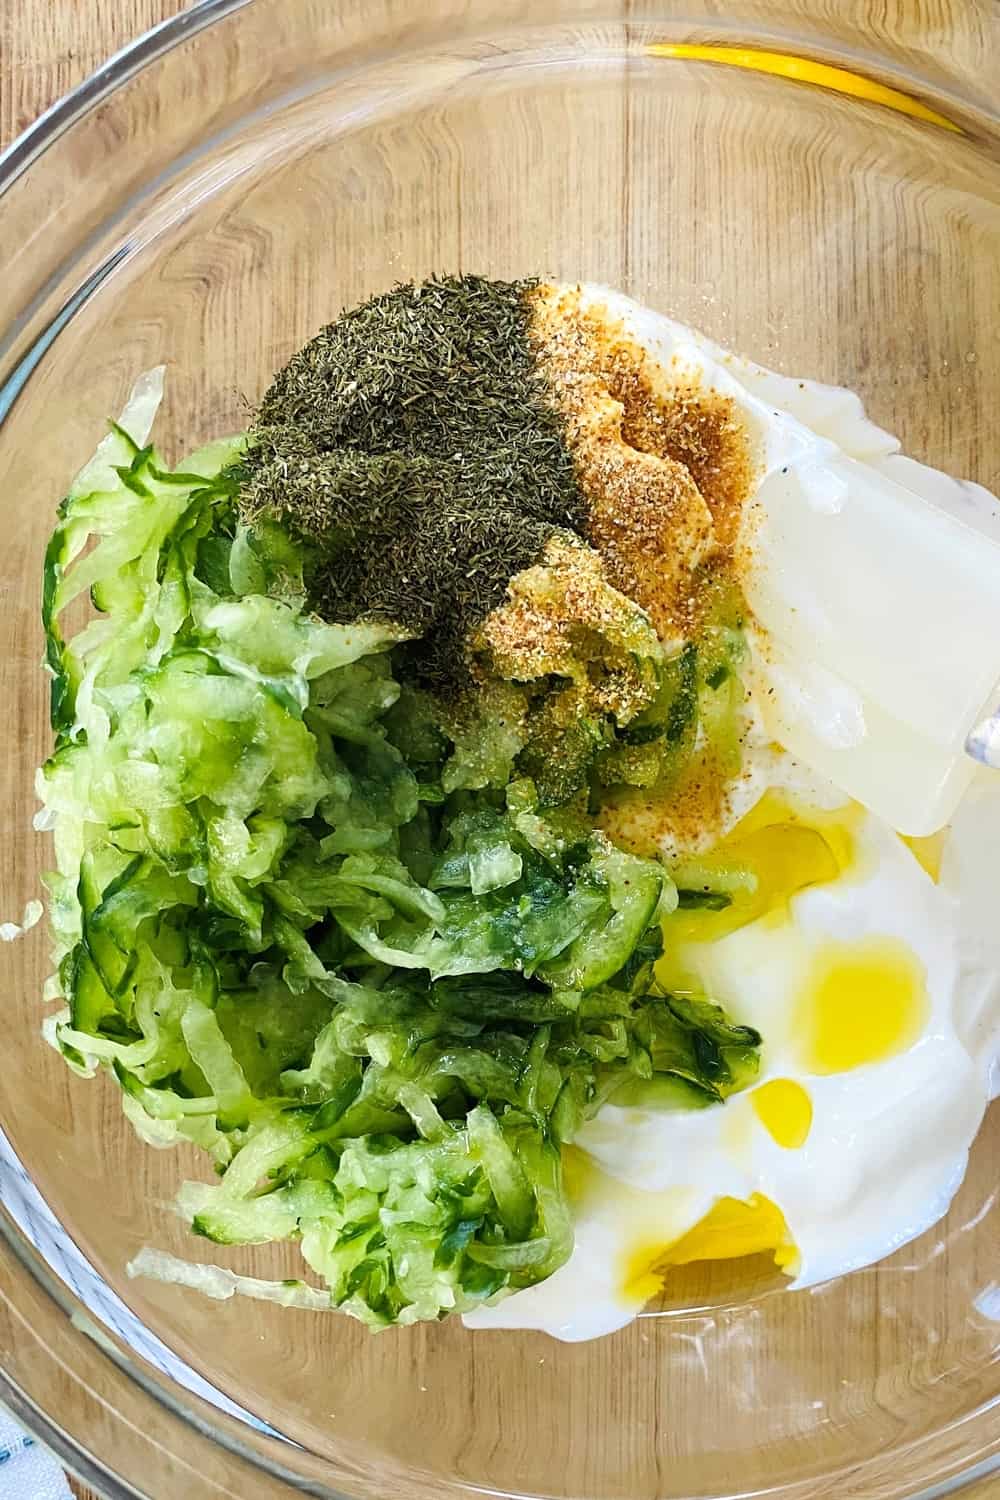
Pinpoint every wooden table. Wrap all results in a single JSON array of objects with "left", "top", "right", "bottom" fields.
[
  {"left": 3, "top": 3, "right": 1000, "bottom": 1499},
  {"left": 0, "top": 18, "right": 195, "bottom": 1500},
  {"left": 0, "top": 15, "right": 177, "bottom": 1497},
  {"left": 5, "top": 0, "right": 168, "bottom": 1440}
]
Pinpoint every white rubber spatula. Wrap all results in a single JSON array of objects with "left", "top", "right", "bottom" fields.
[{"left": 744, "top": 453, "right": 1000, "bottom": 837}]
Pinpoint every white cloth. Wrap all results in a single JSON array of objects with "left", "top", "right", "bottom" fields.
[{"left": 0, "top": 1408, "right": 73, "bottom": 1499}]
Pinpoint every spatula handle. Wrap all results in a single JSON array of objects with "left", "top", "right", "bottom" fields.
[{"left": 966, "top": 714, "right": 1000, "bottom": 769}]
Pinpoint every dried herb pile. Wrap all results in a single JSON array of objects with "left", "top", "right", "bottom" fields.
[{"left": 239, "top": 275, "right": 585, "bottom": 687}]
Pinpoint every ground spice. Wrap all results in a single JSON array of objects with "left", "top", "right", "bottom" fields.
[
  {"left": 526, "top": 283, "right": 754, "bottom": 642},
  {"left": 239, "top": 275, "right": 585, "bottom": 690},
  {"left": 598, "top": 742, "right": 749, "bottom": 857},
  {"left": 239, "top": 275, "right": 757, "bottom": 728},
  {"left": 472, "top": 533, "right": 661, "bottom": 723}
]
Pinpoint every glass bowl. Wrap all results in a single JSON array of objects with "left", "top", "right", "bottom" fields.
[{"left": 1, "top": 3, "right": 998, "bottom": 1496}]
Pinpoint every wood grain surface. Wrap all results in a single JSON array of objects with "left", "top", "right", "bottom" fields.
[
  {"left": 0, "top": 12, "right": 199, "bottom": 1500},
  {"left": 3, "top": 10, "right": 185, "bottom": 1498},
  {"left": 0, "top": 9, "right": 165, "bottom": 1432},
  {"left": 2, "top": 3, "right": 1000, "bottom": 1500}
]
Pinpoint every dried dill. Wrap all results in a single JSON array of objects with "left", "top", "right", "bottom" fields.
[{"left": 239, "top": 275, "right": 585, "bottom": 688}]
